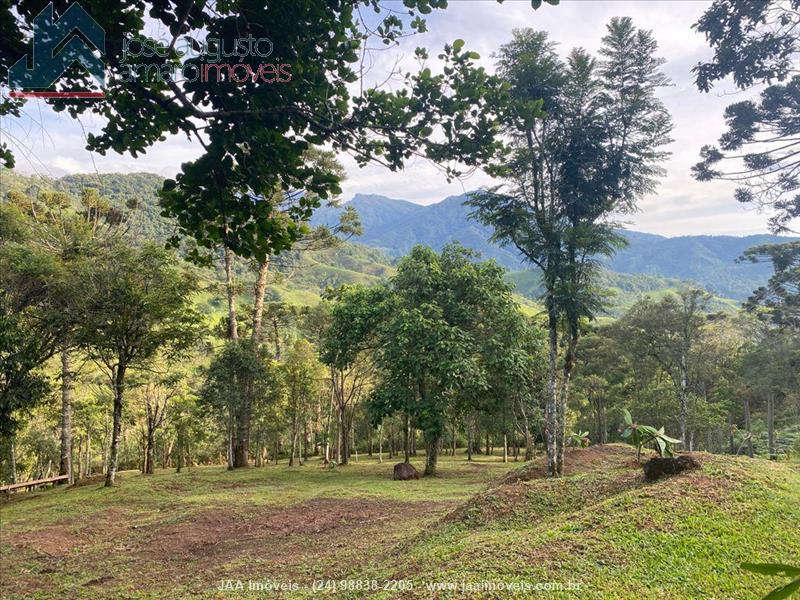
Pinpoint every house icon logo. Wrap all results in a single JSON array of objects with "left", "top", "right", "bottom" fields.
[{"left": 8, "top": 2, "right": 105, "bottom": 98}]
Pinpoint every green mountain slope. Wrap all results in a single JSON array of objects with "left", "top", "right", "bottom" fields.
[
  {"left": 1, "top": 169, "right": 777, "bottom": 311},
  {"left": 506, "top": 269, "right": 739, "bottom": 316},
  {"left": 312, "top": 192, "right": 797, "bottom": 301}
]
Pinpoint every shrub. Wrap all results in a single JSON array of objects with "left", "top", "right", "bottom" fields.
[
  {"left": 620, "top": 409, "right": 682, "bottom": 463},
  {"left": 568, "top": 431, "right": 590, "bottom": 448}
]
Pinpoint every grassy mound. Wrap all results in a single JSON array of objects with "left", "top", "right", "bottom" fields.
[{"left": 378, "top": 445, "right": 800, "bottom": 599}]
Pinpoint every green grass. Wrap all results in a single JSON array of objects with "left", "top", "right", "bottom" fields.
[
  {"left": 1, "top": 447, "right": 798, "bottom": 599},
  {"left": 357, "top": 448, "right": 800, "bottom": 599}
]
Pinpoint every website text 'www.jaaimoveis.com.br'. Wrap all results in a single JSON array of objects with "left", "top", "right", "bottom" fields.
[{"left": 217, "top": 578, "right": 583, "bottom": 594}]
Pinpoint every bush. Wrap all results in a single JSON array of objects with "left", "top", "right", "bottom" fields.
[{"left": 620, "top": 409, "right": 682, "bottom": 463}]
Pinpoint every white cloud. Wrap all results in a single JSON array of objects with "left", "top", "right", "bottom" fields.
[{"left": 50, "top": 155, "right": 83, "bottom": 173}]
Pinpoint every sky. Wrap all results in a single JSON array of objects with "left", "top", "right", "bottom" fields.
[{"left": 0, "top": 1, "right": 778, "bottom": 237}]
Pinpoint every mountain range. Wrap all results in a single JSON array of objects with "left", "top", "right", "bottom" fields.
[
  {"left": 312, "top": 193, "right": 795, "bottom": 301},
  {"left": 2, "top": 169, "right": 794, "bottom": 304}
]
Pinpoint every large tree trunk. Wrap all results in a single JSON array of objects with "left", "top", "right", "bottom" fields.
[
  {"left": 251, "top": 259, "right": 270, "bottom": 342},
  {"left": 545, "top": 306, "right": 559, "bottom": 477},
  {"left": 743, "top": 397, "right": 754, "bottom": 458},
  {"left": 59, "top": 350, "right": 74, "bottom": 484},
  {"left": 233, "top": 398, "right": 251, "bottom": 468},
  {"left": 224, "top": 245, "right": 251, "bottom": 469},
  {"left": 105, "top": 363, "right": 126, "bottom": 487},
  {"left": 423, "top": 432, "right": 440, "bottom": 477}
]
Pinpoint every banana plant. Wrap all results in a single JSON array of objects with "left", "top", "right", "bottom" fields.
[
  {"left": 742, "top": 563, "right": 800, "bottom": 599},
  {"left": 620, "top": 409, "right": 682, "bottom": 463},
  {"left": 569, "top": 431, "right": 590, "bottom": 448}
]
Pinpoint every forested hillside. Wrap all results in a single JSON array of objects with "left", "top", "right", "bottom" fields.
[
  {"left": 313, "top": 193, "right": 796, "bottom": 300},
  {"left": 0, "top": 169, "right": 737, "bottom": 313},
  {"left": 1, "top": 170, "right": 787, "bottom": 308}
]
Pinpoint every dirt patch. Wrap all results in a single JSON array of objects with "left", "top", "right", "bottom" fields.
[
  {"left": 643, "top": 455, "right": 702, "bottom": 481},
  {"left": 139, "top": 497, "right": 448, "bottom": 562},
  {"left": 14, "top": 526, "right": 81, "bottom": 558}
]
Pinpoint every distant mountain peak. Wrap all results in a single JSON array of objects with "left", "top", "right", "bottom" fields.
[{"left": 314, "top": 190, "right": 797, "bottom": 301}]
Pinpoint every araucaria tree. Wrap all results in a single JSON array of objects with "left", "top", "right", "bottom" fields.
[
  {"left": 693, "top": 0, "right": 800, "bottom": 235},
  {"left": 75, "top": 244, "right": 201, "bottom": 486},
  {"left": 468, "top": 18, "right": 673, "bottom": 476}
]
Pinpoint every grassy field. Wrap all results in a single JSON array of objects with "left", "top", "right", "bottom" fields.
[{"left": 1, "top": 446, "right": 799, "bottom": 599}]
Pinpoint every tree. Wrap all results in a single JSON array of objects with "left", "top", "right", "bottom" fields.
[
  {"left": 0, "top": 201, "right": 77, "bottom": 450},
  {"left": 0, "top": 307, "right": 50, "bottom": 442},
  {"left": 320, "top": 286, "right": 384, "bottom": 465},
  {"left": 741, "top": 239, "right": 799, "bottom": 460},
  {"left": 0, "top": 1, "right": 560, "bottom": 258},
  {"left": 323, "top": 245, "right": 531, "bottom": 476},
  {"left": 742, "top": 327, "right": 800, "bottom": 460},
  {"left": 281, "top": 340, "right": 325, "bottom": 466},
  {"left": 615, "top": 289, "right": 710, "bottom": 447},
  {"left": 75, "top": 243, "right": 201, "bottom": 486},
  {"left": 200, "top": 339, "right": 283, "bottom": 470},
  {"left": 468, "top": 19, "right": 672, "bottom": 476},
  {"left": 693, "top": 0, "right": 800, "bottom": 234},
  {"left": 1, "top": 188, "right": 126, "bottom": 483},
  {"left": 741, "top": 241, "right": 800, "bottom": 331},
  {"left": 137, "top": 376, "right": 182, "bottom": 475},
  {"left": 572, "top": 329, "right": 631, "bottom": 445}
]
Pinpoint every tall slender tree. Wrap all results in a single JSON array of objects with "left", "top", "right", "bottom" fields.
[
  {"left": 75, "top": 243, "right": 201, "bottom": 486},
  {"left": 468, "top": 19, "right": 672, "bottom": 476}
]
